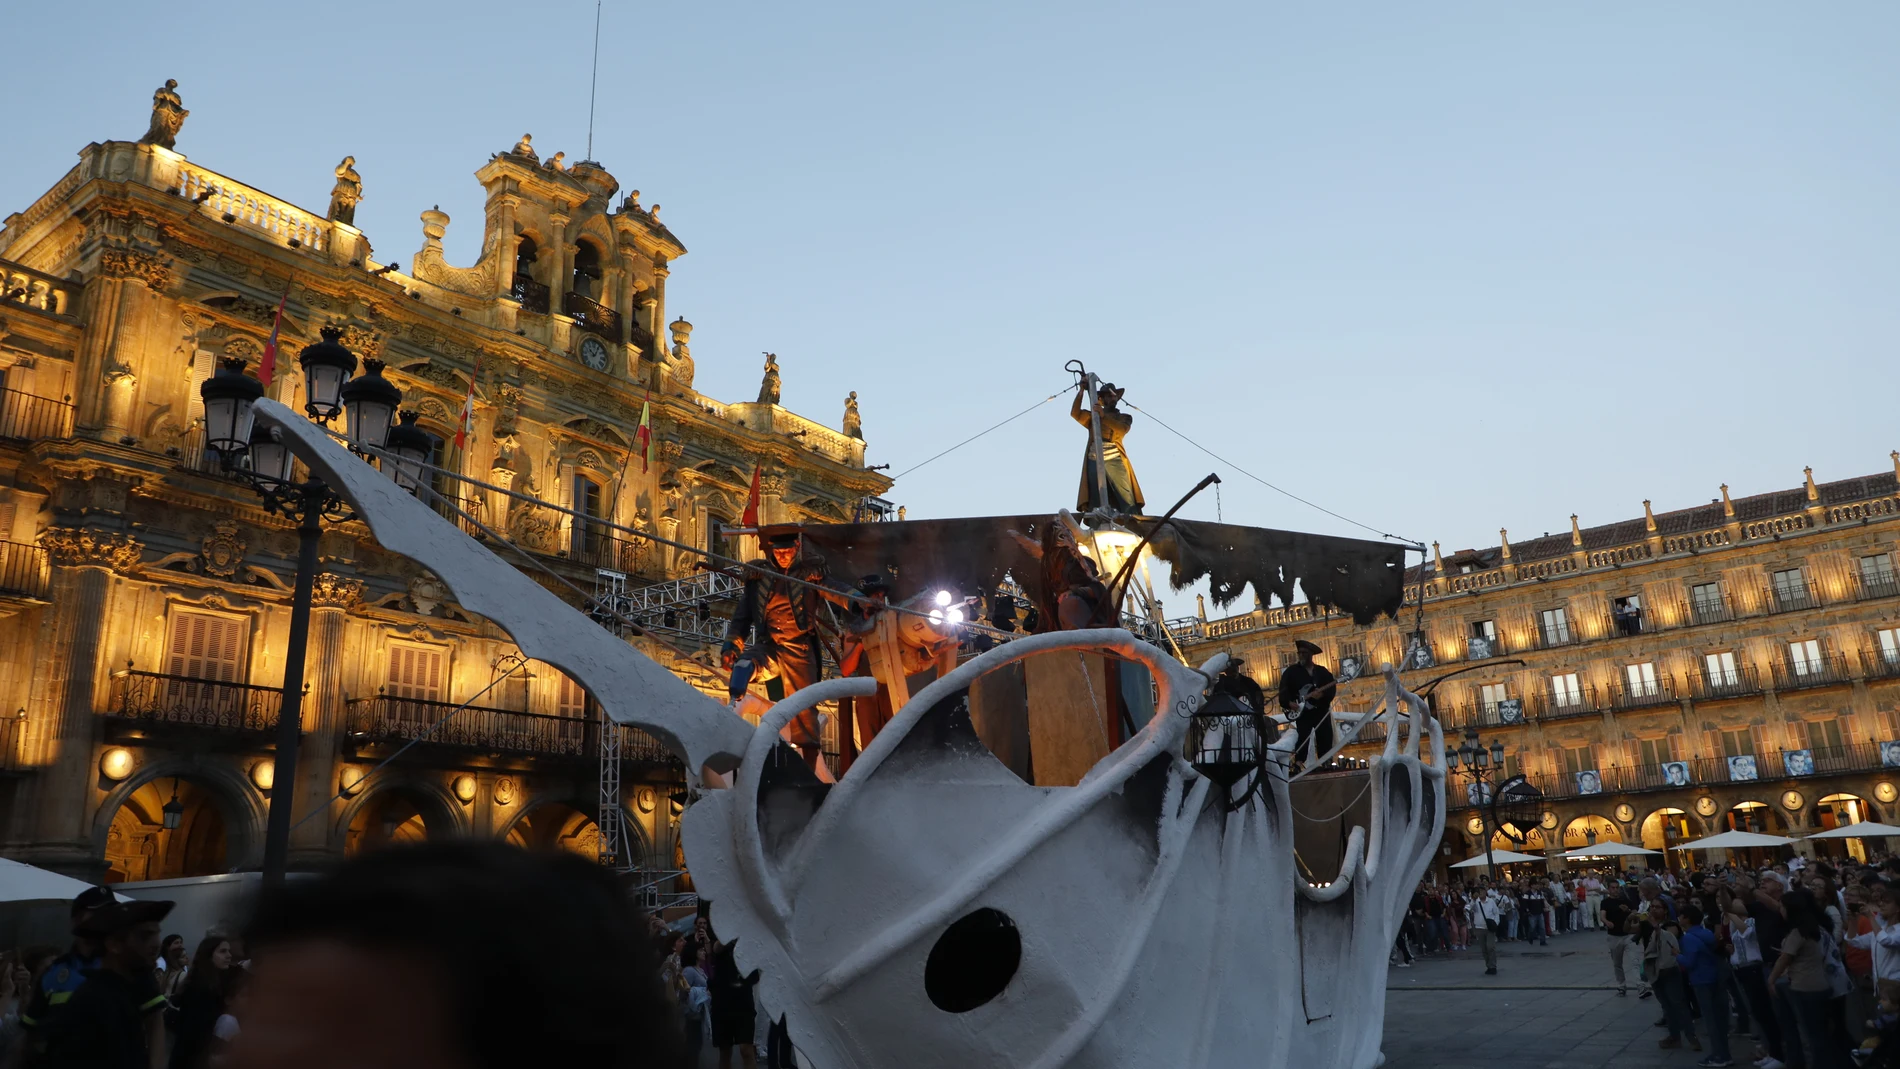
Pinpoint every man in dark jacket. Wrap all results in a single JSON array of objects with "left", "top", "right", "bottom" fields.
[
  {"left": 722, "top": 532, "right": 853, "bottom": 769},
  {"left": 18, "top": 885, "right": 115, "bottom": 1061},
  {"left": 1276, "top": 641, "right": 1337, "bottom": 769},
  {"left": 35, "top": 897, "right": 173, "bottom": 1069}
]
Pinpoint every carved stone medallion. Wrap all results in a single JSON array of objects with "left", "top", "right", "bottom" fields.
[{"left": 199, "top": 521, "right": 246, "bottom": 578}]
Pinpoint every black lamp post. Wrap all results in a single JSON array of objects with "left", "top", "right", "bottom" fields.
[
  {"left": 1444, "top": 724, "right": 1507, "bottom": 880},
  {"left": 200, "top": 326, "right": 411, "bottom": 887}
]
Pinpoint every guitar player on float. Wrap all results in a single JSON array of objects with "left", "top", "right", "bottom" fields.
[{"left": 1277, "top": 640, "right": 1338, "bottom": 771}]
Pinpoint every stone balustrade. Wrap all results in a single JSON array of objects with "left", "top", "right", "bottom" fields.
[
  {"left": 1, "top": 260, "right": 78, "bottom": 316},
  {"left": 175, "top": 165, "right": 330, "bottom": 255}
]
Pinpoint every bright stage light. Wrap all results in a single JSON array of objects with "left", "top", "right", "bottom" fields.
[
  {"left": 947, "top": 607, "right": 965, "bottom": 624},
  {"left": 934, "top": 590, "right": 953, "bottom": 607}
]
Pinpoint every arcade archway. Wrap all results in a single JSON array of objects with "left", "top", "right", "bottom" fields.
[
  {"left": 503, "top": 802, "right": 601, "bottom": 858},
  {"left": 1563, "top": 814, "right": 1619, "bottom": 850},
  {"left": 1641, "top": 807, "right": 1693, "bottom": 852},
  {"left": 345, "top": 786, "right": 454, "bottom": 856},
  {"left": 1813, "top": 793, "right": 1879, "bottom": 862},
  {"left": 102, "top": 776, "right": 228, "bottom": 883},
  {"left": 1723, "top": 801, "right": 1792, "bottom": 867}
]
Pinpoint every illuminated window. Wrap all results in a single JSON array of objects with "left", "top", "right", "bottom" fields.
[
  {"left": 1704, "top": 651, "right": 1739, "bottom": 686},
  {"left": 1788, "top": 639, "right": 1823, "bottom": 676},
  {"left": 1626, "top": 662, "right": 1659, "bottom": 697},
  {"left": 1479, "top": 682, "right": 1508, "bottom": 714},
  {"left": 571, "top": 476, "right": 604, "bottom": 556},
  {"left": 1539, "top": 607, "right": 1570, "bottom": 645},
  {"left": 387, "top": 644, "right": 446, "bottom": 706},
  {"left": 166, "top": 611, "right": 246, "bottom": 682},
  {"left": 1879, "top": 628, "right": 1900, "bottom": 667},
  {"left": 1550, "top": 673, "right": 1583, "bottom": 707}
]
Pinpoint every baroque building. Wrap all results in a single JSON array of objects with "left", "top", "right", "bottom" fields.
[
  {"left": 0, "top": 88, "right": 889, "bottom": 883},
  {"left": 1178, "top": 463, "right": 1900, "bottom": 872}
]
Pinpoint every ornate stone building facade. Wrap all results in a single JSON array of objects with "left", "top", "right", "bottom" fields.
[
  {"left": 1179, "top": 463, "right": 1900, "bottom": 872},
  {"left": 0, "top": 91, "right": 889, "bottom": 882}
]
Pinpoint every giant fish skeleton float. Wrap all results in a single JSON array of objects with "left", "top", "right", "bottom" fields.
[{"left": 258, "top": 398, "right": 1445, "bottom": 1069}]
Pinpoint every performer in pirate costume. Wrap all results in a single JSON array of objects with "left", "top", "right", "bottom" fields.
[{"left": 722, "top": 532, "right": 853, "bottom": 770}]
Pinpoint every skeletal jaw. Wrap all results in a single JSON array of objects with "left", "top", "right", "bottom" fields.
[{"left": 685, "top": 632, "right": 1444, "bottom": 1069}]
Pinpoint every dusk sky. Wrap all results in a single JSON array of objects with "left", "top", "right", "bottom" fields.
[{"left": 6, "top": 3, "right": 1896, "bottom": 610}]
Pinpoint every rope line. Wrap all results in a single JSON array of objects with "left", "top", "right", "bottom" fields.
[
  {"left": 1123, "top": 400, "right": 1421, "bottom": 547},
  {"left": 888, "top": 385, "right": 1074, "bottom": 483}
]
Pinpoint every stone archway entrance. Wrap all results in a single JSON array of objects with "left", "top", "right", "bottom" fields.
[
  {"left": 1562, "top": 814, "right": 1620, "bottom": 850},
  {"left": 345, "top": 787, "right": 451, "bottom": 856},
  {"left": 102, "top": 776, "right": 228, "bottom": 883},
  {"left": 1641, "top": 807, "right": 1693, "bottom": 853},
  {"left": 1813, "top": 793, "right": 1879, "bottom": 862},
  {"left": 504, "top": 802, "right": 601, "bottom": 858}
]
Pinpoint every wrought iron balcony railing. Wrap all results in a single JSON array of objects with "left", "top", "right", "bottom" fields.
[
  {"left": 1609, "top": 676, "right": 1677, "bottom": 710},
  {"left": 563, "top": 290, "right": 621, "bottom": 339},
  {"left": 1688, "top": 595, "right": 1736, "bottom": 627},
  {"left": 1531, "top": 686, "right": 1601, "bottom": 721},
  {"left": 0, "top": 541, "right": 49, "bottom": 600},
  {"left": 1857, "top": 573, "right": 1900, "bottom": 602},
  {"left": 1689, "top": 663, "right": 1763, "bottom": 701},
  {"left": 1770, "top": 580, "right": 1822, "bottom": 615},
  {"left": 0, "top": 388, "right": 75, "bottom": 442},
  {"left": 1445, "top": 743, "right": 1888, "bottom": 809},
  {"left": 106, "top": 670, "right": 282, "bottom": 733},
  {"left": 1532, "top": 623, "right": 1579, "bottom": 650},
  {"left": 1771, "top": 653, "right": 1854, "bottom": 691},
  {"left": 346, "top": 696, "right": 675, "bottom": 763},
  {"left": 1863, "top": 644, "right": 1900, "bottom": 682},
  {"left": 511, "top": 274, "right": 551, "bottom": 314}
]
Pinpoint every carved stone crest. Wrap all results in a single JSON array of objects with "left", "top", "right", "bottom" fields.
[
  {"left": 310, "top": 572, "right": 364, "bottom": 608},
  {"left": 407, "top": 572, "right": 452, "bottom": 616},
  {"left": 199, "top": 521, "right": 246, "bottom": 578},
  {"left": 99, "top": 247, "right": 171, "bottom": 290}
]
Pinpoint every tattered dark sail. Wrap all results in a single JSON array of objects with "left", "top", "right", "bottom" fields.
[
  {"left": 768, "top": 515, "right": 1407, "bottom": 627},
  {"left": 1125, "top": 517, "right": 1406, "bottom": 625},
  {"left": 760, "top": 516, "right": 1050, "bottom": 603}
]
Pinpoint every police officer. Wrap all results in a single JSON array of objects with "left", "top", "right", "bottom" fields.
[
  {"left": 34, "top": 897, "right": 175, "bottom": 1069},
  {"left": 18, "top": 885, "right": 115, "bottom": 1060},
  {"left": 1277, "top": 640, "right": 1338, "bottom": 769}
]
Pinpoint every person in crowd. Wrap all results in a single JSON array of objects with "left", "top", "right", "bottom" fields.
[
  {"left": 709, "top": 937, "right": 760, "bottom": 1069},
  {"left": 1759, "top": 871, "right": 1813, "bottom": 1069},
  {"left": 168, "top": 936, "right": 237, "bottom": 1069},
  {"left": 1843, "top": 884, "right": 1882, "bottom": 1047},
  {"left": 1648, "top": 900, "right": 1699, "bottom": 1051},
  {"left": 1584, "top": 871, "right": 1604, "bottom": 932},
  {"left": 1731, "top": 887, "right": 1789, "bottom": 1069},
  {"left": 1603, "top": 880, "right": 1638, "bottom": 997},
  {"left": 224, "top": 841, "right": 685, "bottom": 1069},
  {"left": 1681, "top": 902, "right": 1737, "bottom": 1067},
  {"left": 1855, "top": 979, "right": 1900, "bottom": 1068},
  {"left": 1771, "top": 890, "right": 1848, "bottom": 1069},
  {"left": 156, "top": 936, "right": 185, "bottom": 989},
  {"left": 2, "top": 951, "right": 32, "bottom": 1069},
  {"left": 1447, "top": 885, "right": 1470, "bottom": 952},
  {"left": 34, "top": 897, "right": 175, "bottom": 1069},
  {"left": 1469, "top": 881, "right": 1505, "bottom": 976},
  {"left": 1520, "top": 881, "right": 1550, "bottom": 947},
  {"left": 17, "top": 886, "right": 117, "bottom": 1063},
  {"left": 1276, "top": 640, "right": 1337, "bottom": 769},
  {"left": 680, "top": 946, "right": 710, "bottom": 1063},
  {"left": 1425, "top": 887, "right": 1448, "bottom": 955}
]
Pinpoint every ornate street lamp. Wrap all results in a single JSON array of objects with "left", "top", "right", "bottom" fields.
[
  {"left": 338, "top": 357, "right": 400, "bottom": 451},
  {"left": 297, "top": 326, "right": 357, "bottom": 421},
  {"left": 199, "top": 357, "right": 264, "bottom": 459},
  {"left": 1187, "top": 689, "right": 1268, "bottom": 811},
  {"left": 1446, "top": 724, "right": 1507, "bottom": 879},
  {"left": 203, "top": 329, "right": 412, "bottom": 888},
  {"left": 384, "top": 411, "right": 434, "bottom": 493}
]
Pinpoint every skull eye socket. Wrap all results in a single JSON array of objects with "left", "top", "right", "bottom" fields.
[{"left": 924, "top": 907, "right": 1020, "bottom": 1013}]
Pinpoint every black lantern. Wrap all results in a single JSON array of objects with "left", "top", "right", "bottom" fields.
[
  {"left": 297, "top": 326, "right": 358, "bottom": 421},
  {"left": 246, "top": 421, "right": 295, "bottom": 485},
  {"left": 1187, "top": 690, "right": 1267, "bottom": 807},
  {"left": 339, "top": 357, "right": 401, "bottom": 450},
  {"left": 199, "top": 357, "right": 264, "bottom": 462},
  {"left": 384, "top": 411, "right": 433, "bottom": 493},
  {"left": 161, "top": 779, "right": 184, "bottom": 831}
]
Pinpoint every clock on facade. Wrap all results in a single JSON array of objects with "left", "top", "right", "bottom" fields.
[
  {"left": 1879, "top": 782, "right": 1900, "bottom": 804},
  {"left": 1695, "top": 796, "right": 1718, "bottom": 817},
  {"left": 579, "top": 336, "right": 610, "bottom": 371},
  {"left": 1614, "top": 803, "right": 1636, "bottom": 823},
  {"left": 1781, "top": 790, "right": 1806, "bottom": 812}
]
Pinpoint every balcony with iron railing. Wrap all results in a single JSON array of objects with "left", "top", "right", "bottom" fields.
[
  {"left": 1531, "top": 686, "right": 1601, "bottom": 722},
  {"left": 1609, "top": 676, "right": 1677, "bottom": 711},
  {"left": 1771, "top": 653, "right": 1855, "bottom": 692},
  {"left": 1863, "top": 644, "right": 1900, "bottom": 682},
  {"left": 1448, "top": 699, "right": 1530, "bottom": 731},
  {"left": 1858, "top": 571, "right": 1900, "bottom": 602},
  {"left": 0, "top": 542, "right": 49, "bottom": 601},
  {"left": 1687, "top": 594, "right": 1737, "bottom": 627},
  {"left": 1531, "top": 622, "right": 1580, "bottom": 651},
  {"left": 106, "top": 670, "right": 282, "bottom": 734},
  {"left": 511, "top": 274, "right": 551, "bottom": 314},
  {"left": 1770, "top": 580, "right": 1822, "bottom": 615},
  {"left": 1609, "top": 607, "right": 1659, "bottom": 639},
  {"left": 0, "top": 388, "right": 75, "bottom": 442},
  {"left": 1445, "top": 743, "right": 1890, "bottom": 809},
  {"left": 1688, "top": 663, "right": 1763, "bottom": 702},
  {"left": 563, "top": 290, "right": 621, "bottom": 339},
  {"left": 346, "top": 695, "right": 676, "bottom": 764}
]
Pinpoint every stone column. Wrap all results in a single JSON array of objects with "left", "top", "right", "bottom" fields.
[
  {"left": 9, "top": 529, "right": 142, "bottom": 876},
  {"left": 75, "top": 247, "right": 169, "bottom": 436},
  {"left": 287, "top": 574, "right": 362, "bottom": 869}
]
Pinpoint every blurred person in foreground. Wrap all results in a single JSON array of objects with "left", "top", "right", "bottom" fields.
[
  {"left": 33, "top": 897, "right": 175, "bottom": 1069},
  {"left": 225, "top": 841, "right": 686, "bottom": 1069}
]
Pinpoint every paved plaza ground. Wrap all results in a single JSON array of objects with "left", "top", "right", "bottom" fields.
[{"left": 1381, "top": 934, "right": 1742, "bottom": 1069}]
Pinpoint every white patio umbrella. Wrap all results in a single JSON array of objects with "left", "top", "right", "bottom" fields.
[
  {"left": 1671, "top": 830, "right": 1796, "bottom": 851},
  {"left": 1451, "top": 849, "right": 1546, "bottom": 869},
  {"left": 1560, "top": 842, "right": 1662, "bottom": 859},
  {"left": 0, "top": 857, "right": 100, "bottom": 903},
  {"left": 1805, "top": 821, "right": 1900, "bottom": 840}
]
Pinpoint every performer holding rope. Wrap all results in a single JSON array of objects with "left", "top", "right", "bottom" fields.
[
  {"left": 721, "top": 532, "right": 855, "bottom": 773},
  {"left": 1278, "top": 640, "right": 1338, "bottom": 771}
]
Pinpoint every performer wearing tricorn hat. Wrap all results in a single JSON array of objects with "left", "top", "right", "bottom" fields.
[
  {"left": 1278, "top": 639, "right": 1338, "bottom": 770},
  {"left": 722, "top": 531, "right": 853, "bottom": 771},
  {"left": 1072, "top": 381, "right": 1144, "bottom": 515}
]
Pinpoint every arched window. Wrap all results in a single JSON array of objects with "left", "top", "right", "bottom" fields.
[
  {"left": 572, "top": 475, "right": 604, "bottom": 558},
  {"left": 707, "top": 512, "right": 731, "bottom": 562},
  {"left": 571, "top": 240, "right": 602, "bottom": 301},
  {"left": 511, "top": 237, "right": 549, "bottom": 313},
  {"left": 514, "top": 236, "right": 538, "bottom": 285}
]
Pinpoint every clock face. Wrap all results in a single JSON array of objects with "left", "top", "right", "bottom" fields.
[
  {"left": 1695, "top": 796, "right": 1718, "bottom": 817},
  {"left": 1781, "top": 790, "right": 1806, "bottom": 812},
  {"left": 1614, "top": 803, "right": 1635, "bottom": 823},
  {"left": 579, "top": 336, "right": 610, "bottom": 371}
]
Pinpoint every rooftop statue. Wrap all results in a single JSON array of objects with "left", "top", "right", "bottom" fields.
[
  {"left": 138, "top": 79, "right": 188, "bottom": 150},
  {"left": 511, "top": 133, "right": 537, "bottom": 161},
  {"left": 842, "top": 391, "right": 862, "bottom": 440},
  {"left": 758, "top": 352, "right": 781, "bottom": 405},
  {"left": 326, "top": 156, "right": 362, "bottom": 226}
]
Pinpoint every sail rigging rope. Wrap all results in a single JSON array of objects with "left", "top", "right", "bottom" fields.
[{"left": 888, "top": 384, "right": 1075, "bottom": 484}]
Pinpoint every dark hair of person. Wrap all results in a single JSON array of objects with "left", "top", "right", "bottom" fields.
[
  {"left": 161, "top": 934, "right": 184, "bottom": 956},
  {"left": 184, "top": 936, "right": 232, "bottom": 996},
  {"left": 246, "top": 841, "right": 685, "bottom": 1069},
  {"left": 1680, "top": 902, "right": 1703, "bottom": 926},
  {"left": 1784, "top": 889, "right": 1827, "bottom": 940}
]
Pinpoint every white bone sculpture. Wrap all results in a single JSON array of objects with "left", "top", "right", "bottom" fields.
[{"left": 258, "top": 398, "right": 1447, "bottom": 1069}]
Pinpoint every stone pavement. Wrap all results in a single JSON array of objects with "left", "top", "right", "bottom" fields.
[{"left": 1380, "top": 933, "right": 1748, "bottom": 1069}]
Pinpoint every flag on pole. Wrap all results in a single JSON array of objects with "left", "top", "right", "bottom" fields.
[
  {"left": 634, "top": 393, "right": 652, "bottom": 474},
  {"left": 741, "top": 465, "right": 762, "bottom": 528},
  {"left": 258, "top": 277, "right": 293, "bottom": 386},
  {"left": 453, "top": 356, "right": 481, "bottom": 451}
]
